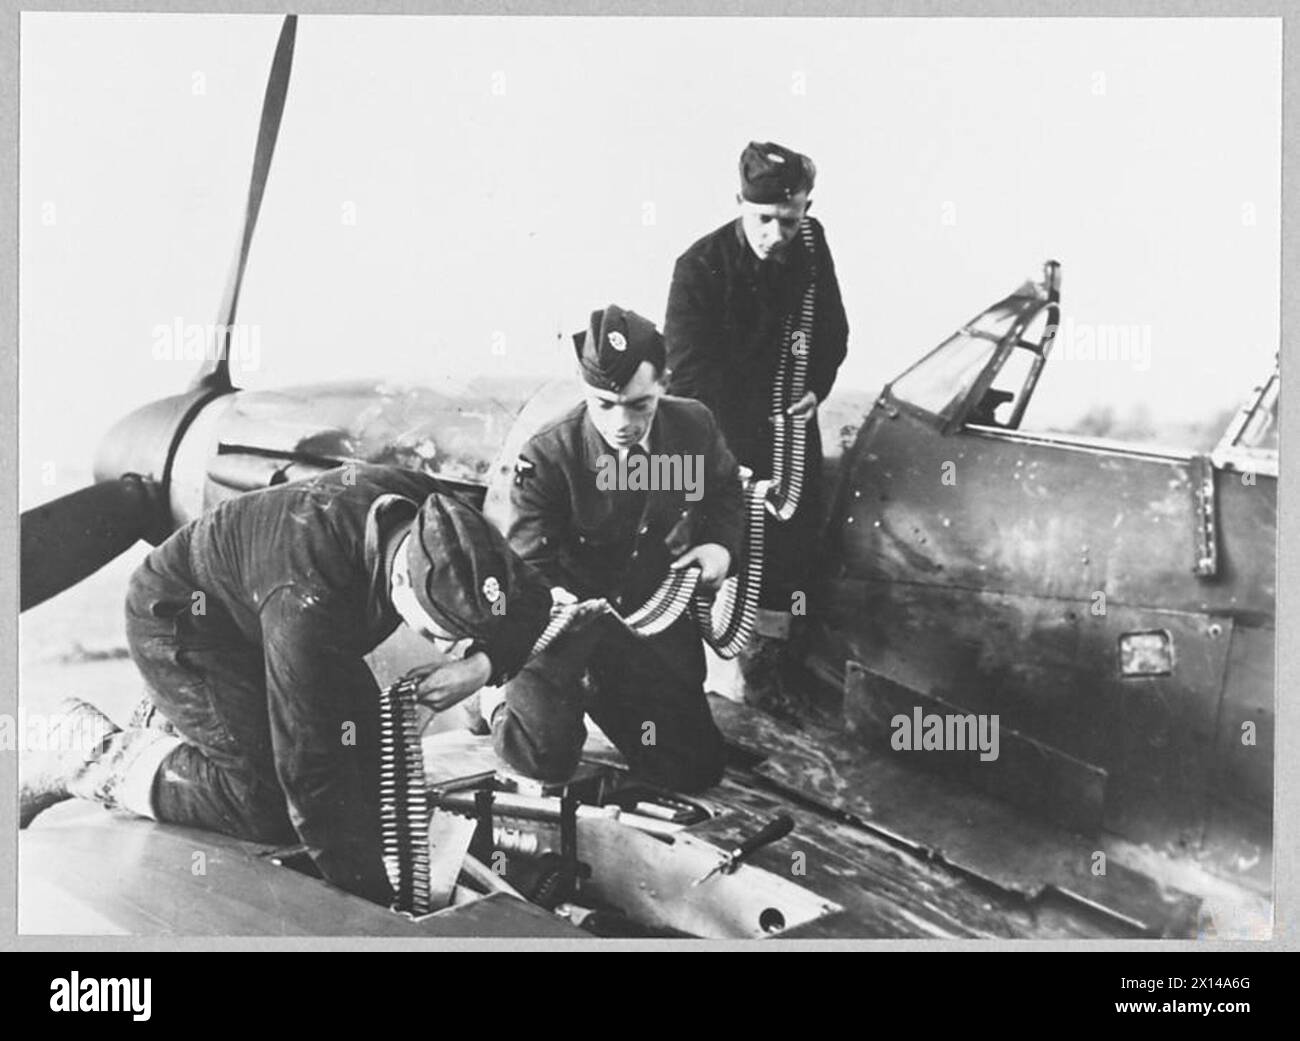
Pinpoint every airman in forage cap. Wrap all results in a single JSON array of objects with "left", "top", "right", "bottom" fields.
[{"left": 486, "top": 304, "right": 745, "bottom": 791}]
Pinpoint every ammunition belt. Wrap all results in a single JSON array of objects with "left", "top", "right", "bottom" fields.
[
  {"left": 609, "top": 475, "right": 772, "bottom": 658},
  {"left": 606, "top": 218, "right": 820, "bottom": 656},
  {"left": 767, "top": 218, "right": 816, "bottom": 522},
  {"left": 378, "top": 677, "right": 432, "bottom": 915}
]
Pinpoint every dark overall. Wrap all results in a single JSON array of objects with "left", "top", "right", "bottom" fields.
[
  {"left": 664, "top": 217, "right": 849, "bottom": 610},
  {"left": 124, "top": 464, "right": 443, "bottom": 904},
  {"left": 498, "top": 397, "right": 744, "bottom": 792}
]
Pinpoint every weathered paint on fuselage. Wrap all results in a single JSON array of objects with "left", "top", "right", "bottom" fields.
[{"left": 816, "top": 390, "right": 1274, "bottom": 853}]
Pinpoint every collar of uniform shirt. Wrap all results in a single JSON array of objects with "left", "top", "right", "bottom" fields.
[{"left": 615, "top": 432, "right": 651, "bottom": 458}]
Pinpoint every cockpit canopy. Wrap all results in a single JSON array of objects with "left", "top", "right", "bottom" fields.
[
  {"left": 886, "top": 261, "right": 1277, "bottom": 476},
  {"left": 888, "top": 263, "right": 1060, "bottom": 434}
]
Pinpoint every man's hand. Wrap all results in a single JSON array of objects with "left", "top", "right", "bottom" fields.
[
  {"left": 401, "top": 651, "right": 492, "bottom": 711},
  {"left": 670, "top": 543, "right": 732, "bottom": 591},
  {"left": 785, "top": 390, "right": 818, "bottom": 425}
]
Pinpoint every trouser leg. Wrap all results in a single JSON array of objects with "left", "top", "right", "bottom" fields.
[
  {"left": 588, "top": 615, "right": 725, "bottom": 793},
  {"left": 124, "top": 571, "right": 296, "bottom": 845},
  {"left": 493, "top": 613, "right": 725, "bottom": 792},
  {"left": 757, "top": 465, "right": 822, "bottom": 612},
  {"left": 491, "top": 620, "right": 606, "bottom": 783},
  {"left": 67, "top": 725, "right": 186, "bottom": 819},
  {"left": 742, "top": 501, "right": 822, "bottom": 723}
]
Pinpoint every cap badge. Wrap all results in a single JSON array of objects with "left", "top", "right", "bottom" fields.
[
  {"left": 608, "top": 331, "right": 627, "bottom": 352},
  {"left": 482, "top": 576, "right": 502, "bottom": 603}
]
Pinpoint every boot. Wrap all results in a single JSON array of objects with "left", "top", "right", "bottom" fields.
[
  {"left": 19, "top": 699, "right": 121, "bottom": 828},
  {"left": 737, "top": 609, "right": 800, "bottom": 724},
  {"left": 737, "top": 611, "right": 826, "bottom": 727},
  {"left": 738, "top": 635, "right": 801, "bottom": 724}
]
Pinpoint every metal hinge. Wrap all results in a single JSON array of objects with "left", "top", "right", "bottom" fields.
[{"left": 1189, "top": 454, "right": 1218, "bottom": 579}]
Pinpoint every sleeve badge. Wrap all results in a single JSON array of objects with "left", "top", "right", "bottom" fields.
[{"left": 514, "top": 456, "right": 536, "bottom": 487}]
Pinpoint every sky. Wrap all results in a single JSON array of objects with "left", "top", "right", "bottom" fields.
[{"left": 19, "top": 14, "right": 1281, "bottom": 508}]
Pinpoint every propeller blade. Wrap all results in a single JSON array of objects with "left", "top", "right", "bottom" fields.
[
  {"left": 22, "top": 20, "right": 298, "bottom": 610},
  {"left": 191, "top": 13, "right": 298, "bottom": 392},
  {"left": 20, "top": 477, "right": 162, "bottom": 612}
]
